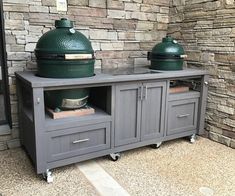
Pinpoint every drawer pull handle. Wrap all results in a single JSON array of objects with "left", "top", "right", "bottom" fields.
[
  {"left": 177, "top": 114, "right": 190, "bottom": 118},
  {"left": 72, "top": 138, "right": 90, "bottom": 144}
]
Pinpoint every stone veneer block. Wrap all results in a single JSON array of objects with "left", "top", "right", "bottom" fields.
[
  {"left": 89, "top": 0, "right": 106, "bottom": 8},
  {"left": 168, "top": 0, "right": 235, "bottom": 149},
  {"left": 3, "top": 0, "right": 233, "bottom": 150},
  {"left": 0, "top": 125, "right": 11, "bottom": 136},
  {"left": 231, "top": 139, "right": 235, "bottom": 148},
  {"left": 7, "top": 139, "right": 21, "bottom": 149},
  {"left": 107, "top": 0, "right": 124, "bottom": 10},
  {"left": 0, "top": 142, "right": 8, "bottom": 151}
]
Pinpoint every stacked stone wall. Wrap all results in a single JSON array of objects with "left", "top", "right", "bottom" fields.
[
  {"left": 168, "top": 0, "right": 235, "bottom": 148},
  {"left": 0, "top": 0, "right": 170, "bottom": 150}
]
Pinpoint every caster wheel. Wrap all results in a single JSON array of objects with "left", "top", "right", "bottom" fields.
[
  {"left": 189, "top": 134, "right": 196, "bottom": 144},
  {"left": 109, "top": 153, "right": 121, "bottom": 161},
  {"left": 151, "top": 142, "right": 162, "bottom": 149},
  {"left": 42, "top": 169, "right": 53, "bottom": 183}
]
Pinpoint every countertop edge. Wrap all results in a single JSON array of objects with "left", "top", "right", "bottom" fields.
[{"left": 15, "top": 69, "right": 210, "bottom": 88}]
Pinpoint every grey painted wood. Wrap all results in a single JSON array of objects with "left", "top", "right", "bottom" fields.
[
  {"left": 167, "top": 98, "right": 199, "bottom": 136},
  {"left": 15, "top": 68, "right": 209, "bottom": 88},
  {"left": 16, "top": 69, "right": 208, "bottom": 175},
  {"left": 0, "top": 94, "right": 5, "bottom": 121},
  {"left": 47, "top": 148, "right": 113, "bottom": 171},
  {"left": 162, "top": 130, "right": 196, "bottom": 141},
  {"left": 16, "top": 78, "right": 23, "bottom": 145},
  {"left": 112, "top": 129, "right": 196, "bottom": 154},
  {"left": 111, "top": 85, "right": 116, "bottom": 149},
  {"left": 21, "top": 113, "right": 36, "bottom": 164},
  {"left": 141, "top": 81, "right": 166, "bottom": 140},
  {"left": 47, "top": 122, "right": 110, "bottom": 162},
  {"left": 115, "top": 83, "right": 141, "bottom": 147},
  {"left": 89, "top": 86, "right": 112, "bottom": 115},
  {"left": 16, "top": 79, "right": 36, "bottom": 163},
  {"left": 198, "top": 74, "right": 209, "bottom": 135},
  {"left": 168, "top": 91, "right": 200, "bottom": 101},
  {"left": 32, "top": 88, "right": 47, "bottom": 173},
  {"left": 45, "top": 107, "right": 111, "bottom": 131}
]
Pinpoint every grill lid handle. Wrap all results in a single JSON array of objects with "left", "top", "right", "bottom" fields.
[{"left": 55, "top": 18, "right": 74, "bottom": 28}]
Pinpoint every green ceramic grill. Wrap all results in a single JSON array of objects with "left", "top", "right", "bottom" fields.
[
  {"left": 35, "top": 18, "right": 95, "bottom": 110},
  {"left": 35, "top": 18, "right": 95, "bottom": 78},
  {"left": 148, "top": 36, "right": 186, "bottom": 70}
]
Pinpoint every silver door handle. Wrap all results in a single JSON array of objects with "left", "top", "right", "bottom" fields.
[
  {"left": 138, "top": 86, "right": 141, "bottom": 100},
  {"left": 72, "top": 138, "right": 90, "bottom": 144},
  {"left": 142, "top": 85, "right": 148, "bottom": 100},
  {"left": 177, "top": 114, "right": 190, "bottom": 118},
  {"left": 145, "top": 85, "right": 148, "bottom": 100},
  {"left": 138, "top": 86, "right": 144, "bottom": 100}
]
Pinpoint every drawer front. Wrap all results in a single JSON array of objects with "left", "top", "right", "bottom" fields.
[
  {"left": 47, "top": 122, "right": 111, "bottom": 162},
  {"left": 167, "top": 98, "right": 198, "bottom": 136}
]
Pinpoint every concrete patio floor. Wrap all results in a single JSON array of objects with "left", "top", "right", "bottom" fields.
[{"left": 0, "top": 137, "right": 234, "bottom": 196}]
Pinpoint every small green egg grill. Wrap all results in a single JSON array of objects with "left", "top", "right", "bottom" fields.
[{"left": 148, "top": 36, "right": 186, "bottom": 70}]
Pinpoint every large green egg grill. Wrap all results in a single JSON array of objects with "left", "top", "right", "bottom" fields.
[
  {"left": 148, "top": 36, "right": 186, "bottom": 70},
  {"left": 35, "top": 18, "right": 95, "bottom": 110}
]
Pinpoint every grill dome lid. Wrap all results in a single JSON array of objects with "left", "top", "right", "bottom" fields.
[
  {"left": 35, "top": 18, "right": 94, "bottom": 56},
  {"left": 150, "top": 36, "right": 185, "bottom": 59},
  {"left": 147, "top": 36, "right": 186, "bottom": 71}
]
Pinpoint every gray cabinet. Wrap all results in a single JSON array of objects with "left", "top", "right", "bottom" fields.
[
  {"left": 115, "top": 81, "right": 166, "bottom": 147},
  {"left": 15, "top": 69, "right": 209, "bottom": 181}
]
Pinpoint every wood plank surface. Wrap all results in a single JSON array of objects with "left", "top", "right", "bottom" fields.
[{"left": 47, "top": 107, "right": 95, "bottom": 119}]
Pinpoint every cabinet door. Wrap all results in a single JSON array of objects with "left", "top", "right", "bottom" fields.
[
  {"left": 115, "top": 83, "right": 142, "bottom": 147},
  {"left": 141, "top": 81, "right": 166, "bottom": 140}
]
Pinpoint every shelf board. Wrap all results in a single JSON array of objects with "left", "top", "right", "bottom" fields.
[{"left": 45, "top": 106, "right": 112, "bottom": 131}]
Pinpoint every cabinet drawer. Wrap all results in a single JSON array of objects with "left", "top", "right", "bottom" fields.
[
  {"left": 47, "top": 122, "right": 111, "bottom": 162},
  {"left": 167, "top": 98, "right": 198, "bottom": 136}
]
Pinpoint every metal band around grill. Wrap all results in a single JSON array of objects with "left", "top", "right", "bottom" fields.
[
  {"left": 61, "top": 96, "right": 88, "bottom": 109},
  {"left": 148, "top": 52, "right": 183, "bottom": 60},
  {"left": 35, "top": 53, "right": 94, "bottom": 60}
]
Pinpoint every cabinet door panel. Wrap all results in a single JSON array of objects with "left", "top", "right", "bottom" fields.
[
  {"left": 141, "top": 82, "right": 166, "bottom": 140},
  {"left": 115, "top": 83, "right": 141, "bottom": 147}
]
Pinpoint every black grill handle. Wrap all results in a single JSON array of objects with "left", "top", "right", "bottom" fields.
[
  {"left": 147, "top": 53, "right": 184, "bottom": 60},
  {"left": 147, "top": 52, "right": 151, "bottom": 61}
]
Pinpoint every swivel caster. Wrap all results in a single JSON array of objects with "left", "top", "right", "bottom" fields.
[
  {"left": 190, "top": 134, "right": 196, "bottom": 144},
  {"left": 42, "top": 169, "right": 53, "bottom": 183},
  {"left": 151, "top": 141, "right": 162, "bottom": 149},
  {"left": 109, "top": 153, "right": 121, "bottom": 161}
]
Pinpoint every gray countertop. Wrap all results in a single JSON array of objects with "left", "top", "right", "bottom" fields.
[{"left": 15, "top": 67, "right": 209, "bottom": 88}]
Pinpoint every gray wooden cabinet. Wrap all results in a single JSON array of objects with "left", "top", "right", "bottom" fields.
[
  {"left": 115, "top": 81, "right": 166, "bottom": 147},
  {"left": 15, "top": 68, "right": 209, "bottom": 182},
  {"left": 114, "top": 83, "right": 142, "bottom": 147}
]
